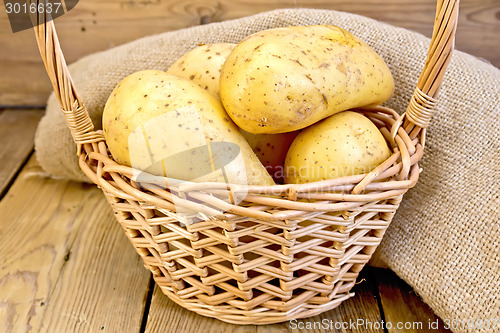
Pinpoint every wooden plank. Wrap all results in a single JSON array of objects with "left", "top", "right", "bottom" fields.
[
  {"left": 145, "top": 285, "right": 257, "bottom": 333},
  {"left": 144, "top": 269, "right": 384, "bottom": 333},
  {"left": 0, "top": 157, "right": 150, "bottom": 332},
  {"left": 0, "top": 109, "right": 43, "bottom": 197},
  {"left": 371, "top": 267, "right": 452, "bottom": 333},
  {"left": 0, "top": 0, "right": 498, "bottom": 106}
]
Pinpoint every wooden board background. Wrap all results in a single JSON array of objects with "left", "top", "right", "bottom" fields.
[{"left": 0, "top": 0, "right": 499, "bottom": 107}]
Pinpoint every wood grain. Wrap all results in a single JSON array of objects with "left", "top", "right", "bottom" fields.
[
  {"left": 0, "top": 0, "right": 498, "bottom": 106},
  {"left": 371, "top": 268, "right": 452, "bottom": 333},
  {"left": 0, "top": 157, "right": 150, "bottom": 332},
  {"left": 0, "top": 109, "right": 43, "bottom": 197},
  {"left": 145, "top": 285, "right": 257, "bottom": 333},
  {"left": 144, "top": 270, "right": 384, "bottom": 333}
]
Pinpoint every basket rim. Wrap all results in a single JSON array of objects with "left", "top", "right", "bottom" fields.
[
  {"left": 77, "top": 106, "right": 421, "bottom": 222},
  {"left": 83, "top": 106, "right": 420, "bottom": 188}
]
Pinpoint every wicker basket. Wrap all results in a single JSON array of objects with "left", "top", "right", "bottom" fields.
[{"left": 31, "top": 0, "right": 458, "bottom": 325}]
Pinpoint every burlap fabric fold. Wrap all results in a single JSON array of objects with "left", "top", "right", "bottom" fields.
[{"left": 35, "top": 9, "right": 500, "bottom": 332}]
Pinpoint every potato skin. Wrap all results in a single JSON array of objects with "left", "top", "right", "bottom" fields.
[
  {"left": 103, "top": 70, "right": 275, "bottom": 186},
  {"left": 220, "top": 25, "right": 394, "bottom": 134},
  {"left": 284, "top": 111, "right": 391, "bottom": 184},
  {"left": 168, "top": 43, "right": 298, "bottom": 183},
  {"left": 167, "top": 43, "right": 236, "bottom": 99}
]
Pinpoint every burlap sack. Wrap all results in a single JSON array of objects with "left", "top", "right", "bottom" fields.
[{"left": 34, "top": 9, "right": 500, "bottom": 332}]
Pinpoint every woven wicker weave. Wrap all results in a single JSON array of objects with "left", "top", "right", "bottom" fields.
[{"left": 31, "top": 0, "right": 459, "bottom": 324}]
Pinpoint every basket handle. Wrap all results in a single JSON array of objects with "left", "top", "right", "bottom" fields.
[
  {"left": 32, "top": 0, "right": 458, "bottom": 150},
  {"left": 32, "top": 4, "right": 104, "bottom": 152},
  {"left": 395, "top": 0, "right": 459, "bottom": 141}
]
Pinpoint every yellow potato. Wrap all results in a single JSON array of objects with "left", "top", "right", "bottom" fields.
[
  {"left": 167, "top": 43, "right": 236, "bottom": 99},
  {"left": 220, "top": 25, "right": 394, "bottom": 134},
  {"left": 168, "top": 43, "right": 298, "bottom": 183},
  {"left": 240, "top": 129, "right": 299, "bottom": 183},
  {"left": 284, "top": 111, "right": 391, "bottom": 184},
  {"left": 103, "top": 70, "right": 275, "bottom": 186}
]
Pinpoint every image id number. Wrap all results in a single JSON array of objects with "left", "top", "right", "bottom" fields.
[
  {"left": 443, "top": 318, "right": 500, "bottom": 331},
  {"left": 5, "top": 2, "right": 62, "bottom": 14}
]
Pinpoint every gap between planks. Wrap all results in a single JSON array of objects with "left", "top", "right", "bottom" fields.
[
  {"left": 0, "top": 109, "right": 44, "bottom": 198},
  {"left": 0, "top": 107, "right": 152, "bottom": 332},
  {"left": 0, "top": 159, "right": 151, "bottom": 331},
  {"left": 369, "top": 267, "right": 452, "bottom": 333}
]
